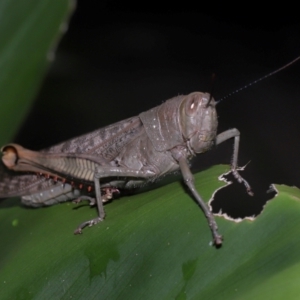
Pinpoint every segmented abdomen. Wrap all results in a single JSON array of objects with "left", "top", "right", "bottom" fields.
[{"left": 21, "top": 183, "right": 81, "bottom": 207}]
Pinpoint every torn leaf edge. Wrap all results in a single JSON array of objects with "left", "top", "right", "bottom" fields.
[{"left": 208, "top": 167, "right": 279, "bottom": 223}]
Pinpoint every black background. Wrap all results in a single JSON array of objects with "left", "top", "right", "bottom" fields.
[{"left": 13, "top": 2, "right": 300, "bottom": 218}]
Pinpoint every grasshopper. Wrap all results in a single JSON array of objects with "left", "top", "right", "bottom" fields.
[{"left": 1, "top": 57, "right": 299, "bottom": 246}]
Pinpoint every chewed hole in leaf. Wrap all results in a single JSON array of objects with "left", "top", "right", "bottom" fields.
[{"left": 209, "top": 168, "right": 277, "bottom": 222}]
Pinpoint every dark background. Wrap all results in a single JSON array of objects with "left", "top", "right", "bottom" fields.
[{"left": 13, "top": 2, "right": 300, "bottom": 218}]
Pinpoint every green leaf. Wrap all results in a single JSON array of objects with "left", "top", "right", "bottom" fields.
[
  {"left": 0, "top": 0, "right": 75, "bottom": 145},
  {"left": 1, "top": 165, "right": 300, "bottom": 299},
  {"left": 1, "top": 2, "right": 300, "bottom": 299}
]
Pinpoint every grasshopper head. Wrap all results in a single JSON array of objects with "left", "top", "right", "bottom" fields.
[{"left": 179, "top": 92, "right": 218, "bottom": 154}]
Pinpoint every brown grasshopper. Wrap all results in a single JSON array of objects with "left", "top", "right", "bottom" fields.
[{"left": 0, "top": 57, "right": 299, "bottom": 246}]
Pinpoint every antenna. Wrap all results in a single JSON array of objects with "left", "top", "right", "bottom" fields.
[{"left": 216, "top": 56, "right": 300, "bottom": 104}]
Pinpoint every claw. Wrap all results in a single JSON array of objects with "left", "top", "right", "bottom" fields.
[
  {"left": 73, "top": 187, "right": 119, "bottom": 234},
  {"left": 214, "top": 235, "right": 223, "bottom": 247},
  {"left": 247, "top": 188, "right": 254, "bottom": 196},
  {"left": 101, "top": 187, "right": 120, "bottom": 203},
  {"left": 74, "top": 217, "right": 103, "bottom": 234}
]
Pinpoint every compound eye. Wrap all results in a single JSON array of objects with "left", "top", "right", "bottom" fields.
[{"left": 185, "top": 93, "right": 202, "bottom": 116}]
